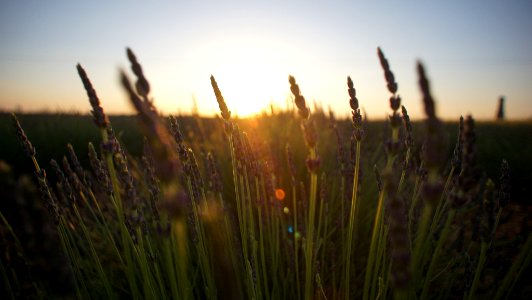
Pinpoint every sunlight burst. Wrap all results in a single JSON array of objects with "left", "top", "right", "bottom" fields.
[{"left": 194, "top": 35, "right": 293, "bottom": 117}]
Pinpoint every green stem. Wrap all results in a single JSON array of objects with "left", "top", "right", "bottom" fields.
[
  {"left": 363, "top": 189, "right": 386, "bottom": 300},
  {"left": 162, "top": 238, "right": 180, "bottom": 300},
  {"left": 494, "top": 233, "right": 532, "bottom": 300},
  {"left": 100, "top": 128, "right": 140, "bottom": 298},
  {"left": 72, "top": 204, "right": 115, "bottom": 299},
  {"left": 304, "top": 148, "right": 319, "bottom": 300},
  {"left": 397, "top": 147, "right": 411, "bottom": 192},
  {"left": 345, "top": 140, "right": 361, "bottom": 299},
  {"left": 57, "top": 219, "right": 88, "bottom": 298},
  {"left": 466, "top": 241, "right": 488, "bottom": 300},
  {"left": 135, "top": 229, "right": 158, "bottom": 299},
  {"left": 372, "top": 223, "right": 387, "bottom": 300},
  {"left": 292, "top": 179, "right": 301, "bottom": 300},
  {"left": 411, "top": 203, "right": 434, "bottom": 287},
  {"left": 420, "top": 209, "right": 456, "bottom": 300},
  {"left": 429, "top": 167, "right": 455, "bottom": 237},
  {"left": 173, "top": 219, "right": 191, "bottom": 300}
]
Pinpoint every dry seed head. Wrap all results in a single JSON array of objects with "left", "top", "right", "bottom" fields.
[
  {"left": 498, "top": 159, "right": 511, "bottom": 207},
  {"left": 35, "top": 168, "right": 60, "bottom": 224},
  {"left": 62, "top": 156, "right": 82, "bottom": 192},
  {"left": 390, "top": 96, "right": 401, "bottom": 112},
  {"left": 88, "top": 142, "right": 112, "bottom": 194},
  {"left": 169, "top": 115, "right": 184, "bottom": 144},
  {"left": 389, "top": 111, "right": 402, "bottom": 130},
  {"left": 377, "top": 47, "right": 398, "bottom": 95},
  {"left": 210, "top": 75, "right": 231, "bottom": 120},
  {"left": 401, "top": 106, "right": 412, "bottom": 131},
  {"left": 288, "top": 74, "right": 320, "bottom": 174},
  {"left": 121, "top": 72, "right": 180, "bottom": 182},
  {"left": 451, "top": 116, "right": 464, "bottom": 171},
  {"left": 67, "top": 144, "right": 87, "bottom": 186},
  {"left": 142, "top": 138, "right": 161, "bottom": 199},
  {"left": 302, "top": 118, "right": 318, "bottom": 148},
  {"left": 448, "top": 115, "right": 478, "bottom": 208},
  {"left": 461, "top": 115, "right": 478, "bottom": 179},
  {"left": 401, "top": 105, "right": 414, "bottom": 149},
  {"left": 141, "top": 155, "right": 161, "bottom": 222},
  {"left": 126, "top": 48, "right": 151, "bottom": 98},
  {"left": 348, "top": 76, "right": 364, "bottom": 141},
  {"left": 121, "top": 71, "right": 151, "bottom": 117},
  {"left": 306, "top": 154, "right": 321, "bottom": 173},
  {"left": 347, "top": 76, "right": 359, "bottom": 111},
  {"left": 332, "top": 125, "right": 346, "bottom": 170},
  {"left": 11, "top": 113, "right": 36, "bottom": 158},
  {"left": 377, "top": 48, "right": 401, "bottom": 135},
  {"left": 288, "top": 75, "right": 310, "bottom": 119},
  {"left": 352, "top": 114, "right": 363, "bottom": 142},
  {"left": 186, "top": 148, "right": 203, "bottom": 202},
  {"left": 50, "top": 158, "right": 75, "bottom": 205},
  {"left": 114, "top": 152, "right": 140, "bottom": 210},
  {"left": 417, "top": 62, "right": 446, "bottom": 171},
  {"left": 417, "top": 62, "right": 436, "bottom": 119},
  {"left": 480, "top": 179, "right": 496, "bottom": 242},
  {"left": 76, "top": 64, "right": 109, "bottom": 128},
  {"left": 285, "top": 144, "right": 297, "bottom": 179},
  {"left": 168, "top": 116, "right": 189, "bottom": 163},
  {"left": 102, "top": 126, "right": 115, "bottom": 153},
  {"left": 383, "top": 171, "right": 411, "bottom": 289},
  {"left": 416, "top": 62, "right": 446, "bottom": 205},
  {"left": 206, "top": 152, "right": 223, "bottom": 194}
]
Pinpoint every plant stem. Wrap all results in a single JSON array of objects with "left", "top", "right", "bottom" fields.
[
  {"left": 363, "top": 189, "right": 386, "bottom": 300},
  {"left": 411, "top": 203, "right": 433, "bottom": 287},
  {"left": 292, "top": 178, "right": 301, "bottom": 300},
  {"left": 420, "top": 209, "right": 456, "bottom": 300},
  {"left": 466, "top": 241, "right": 488, "bottom": 300},
  {"left": 304, "top": 148, "right": 319, "bottom": 300},
  {"left": 494, "top": 232, "right": 532, "bottom": 300},
  {"left": 345, "top": 140, "right": 361, "bottom": 299}
]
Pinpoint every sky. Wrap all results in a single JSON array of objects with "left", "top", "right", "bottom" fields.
[{"left": 1, "top": 0, "right": 531, "bottom": 120}]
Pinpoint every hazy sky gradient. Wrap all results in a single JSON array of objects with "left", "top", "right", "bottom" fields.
[{"left": 1, "top": 0, "right": 531, "bottom": 120}]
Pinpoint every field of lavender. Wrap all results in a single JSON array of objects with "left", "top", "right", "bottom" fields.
[{"left": 1, "top": 48, "right": 531, "bottom": 299}]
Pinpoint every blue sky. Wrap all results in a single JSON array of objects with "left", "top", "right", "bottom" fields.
[{"left": 1, "top": 0, "right": 531, "bottom": 119}]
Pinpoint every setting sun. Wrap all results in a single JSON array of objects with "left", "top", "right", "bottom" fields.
[
  {"left": 186, "top": 34, "right": 296, "bottom": 118},
  {"left": 208, "top": 57, "right": 287, "bottom": 117}
]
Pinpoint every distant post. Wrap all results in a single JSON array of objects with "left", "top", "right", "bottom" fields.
[{"left": 496, "top": 96, "right": 505, "bottom": 121}]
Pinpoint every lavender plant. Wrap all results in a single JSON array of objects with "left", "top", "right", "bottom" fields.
[{"left": 1, "top": 47, "right": 529, "bottom": 300}]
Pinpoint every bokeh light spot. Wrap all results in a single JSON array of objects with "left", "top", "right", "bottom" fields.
[{"left": 275, "top": 188, "right": 285, "bottom": 201}]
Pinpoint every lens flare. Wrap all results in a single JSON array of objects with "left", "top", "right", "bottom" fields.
[{"left": 275, "top": 188, "right": 285, "bottom": 201}]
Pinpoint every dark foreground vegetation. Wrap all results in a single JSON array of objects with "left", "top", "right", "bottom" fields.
[{"left": 1, "top": 48, "right": 531, "bottom": 299}]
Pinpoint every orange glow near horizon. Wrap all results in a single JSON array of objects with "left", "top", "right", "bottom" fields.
[
  {"left": 168, "top": 34, "right": 301, "bottom": 118},
  {"left": 1, "top": 2, "right": 532, "bottom": 120}
]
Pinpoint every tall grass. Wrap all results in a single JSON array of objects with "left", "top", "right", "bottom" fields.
[{"left": 1, "top": 47, "right": 530, "bottom": 300}]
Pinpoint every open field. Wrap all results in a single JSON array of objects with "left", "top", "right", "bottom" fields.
[
  {"left": 1, "top": 111, "right": 531, "bottom": 299},
  {"left": 1, "top": 113, "right": 531, "bottom": 203},
  {"left": 1, "top": 49, "right": 531, "bottom": 299}
]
